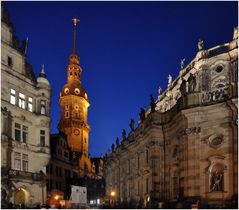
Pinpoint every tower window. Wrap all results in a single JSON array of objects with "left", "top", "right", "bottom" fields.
[
  {"left": 18, "top": 93, "right": 26, "bottom": 109},
  {"left": 65, "top": 111, "right": 69, "bottom": 118},
  {"left": 10, "top": 89, "right": 16, "bottom": 105},
  {"left": 74, "top": 88, "right": 80, "bottom": 95},
  {"left": 40, "top": 130, "right": 45, "bottom": 146},
  {"left": 40, "top": 100, "right": 46, "bottom": 115},
  {"left": 8, "top": 56, "right": 13, "bottom": 67},
  {"left": 65, "top": 104, "right": 69, "bottom": 110},
  {"left": 75, "top": 72, "right": 77, "bottom": 76},
  {"left": 28, "top": 97, "right": 33, "bottom": 112}
]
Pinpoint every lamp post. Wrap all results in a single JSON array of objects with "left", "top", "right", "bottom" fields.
[{"left": 110, "top": 191, "right": 116, "bottom": 208}]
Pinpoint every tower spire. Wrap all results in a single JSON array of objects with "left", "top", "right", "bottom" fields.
[{"left": 72, "top": 17, "right": 80, "bottom": 54}]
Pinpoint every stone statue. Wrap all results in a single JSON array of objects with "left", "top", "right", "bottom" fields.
[
  {"left": 233, "top": 26, "right": 238, "bottom": 40},
  {"left": 150, "top": 94, "right": 156, "bottom": 112},
  {"left": 198, "top": 39, "right": 204, "bottom": 51},
  {"left": 158, "top": 86, "right": 162, "bottom": 95},
  {"left": 116, "top": 137, "right": 120, "bottom": 147},
  {"left": 111, "top": 143, "right": 115, "bottom": 152},
  {"left": 122, "top": 129, "right": 126, "bottom": 140},
  {"left": 168, "top": 74, "right": 172, "bottom": 87},
  {"left": 180, "top": 59, "right": 185, "bottom": 69},
  {"left": 210, "top": 170, "right": 223, "bottom": 192},
  {"left": 139, "top": 107, "right": 146, "bottom": 122},
  {"left": 129, "top": 119, "right": 135, "bottom": 131}
]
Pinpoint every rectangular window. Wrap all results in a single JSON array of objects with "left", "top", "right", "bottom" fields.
[
  {"left": 65, "top": 104, "right": 69, "bottom": 110},
  {"left": 59, "top": 167, "right": 62, "bottom": 176},
  {"left": 8, "top": 56, "right": 13, "bottom": 67},
  {"left": 15, "top": 123, "right": 21, "bottom": 142},
  {"left": 40, "top": 130, "right": 45, "bottom": 146},
  {"left": 14, "top": 152, "right": 21, "bottom": 170},
  {"left": 28, "top": 97, "right": 33, "bottom": 112},
  {"left": 22, "top": 154, "right": 28, "bottom": 171},
  {"left": 10, "top": 89, "right": 16, "bottom": 105},
  {"left": 64, "top": 151, "right": 69, "bottom": 158},
  {"left": 18, "top": 93, "right": 26, "bottom": 109},
  {"left": 40, "top": 100, "right": 46, "bottom": 115},
  {"left": 138, "top": 180, "right": 140, "bottom": 195},
  {"left": 50, "top": 164, "right": 53, "bottom": 174},
  {"left": 22, "top": 126, "right": 28, "bottom": 143}
]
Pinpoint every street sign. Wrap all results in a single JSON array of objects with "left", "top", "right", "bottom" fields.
[{"left": 71, "top": 185, "right": 87, "bottom": 204}]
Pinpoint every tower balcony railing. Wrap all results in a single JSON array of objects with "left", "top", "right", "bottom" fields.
[{"left": 8, "top": 169, "right": 45, "bottom": 181}]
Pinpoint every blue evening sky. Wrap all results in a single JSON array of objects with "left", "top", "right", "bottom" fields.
[{"left": 5, "top": 1, "right": 238, "bottom": 157}]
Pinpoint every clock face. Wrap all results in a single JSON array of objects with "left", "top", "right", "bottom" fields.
[{"left": 74, "top": 129, "right": 80, "bottom": 136}]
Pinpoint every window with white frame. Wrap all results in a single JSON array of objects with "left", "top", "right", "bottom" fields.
[
  {"left": 40, "top": 130, "right": 45, "bottom": 146},
  {"left": 22, "top": 154, "right": 28, "bottom": 171},
  {"left": 10, "top": 89, "right": 16, "bottom": 105},
  {"left": 15, "top": 123, "right": 21, "bottom": 142},
  {"left": 14, "top": 152, "right": 21, "bottom": 170},
  {"left": 40, "top": 100, "right": 46, "bottom": 115},
  {"left": 22, "top": 126, "right": 28, "bottom": 143},
  {"left": 18, "top": 93, "right": 26, "bottom": 109},
  {"left": 28, "top": 97, "right": 33, "bottom": 112}
]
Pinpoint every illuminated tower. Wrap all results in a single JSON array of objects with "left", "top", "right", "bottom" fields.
[{"left": 58, "top": 18, "right": 91, "bottom": 169}]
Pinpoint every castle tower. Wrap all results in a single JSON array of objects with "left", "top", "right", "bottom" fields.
[{"left": 58, "top": 18, "right": 91, "bottom": 166}]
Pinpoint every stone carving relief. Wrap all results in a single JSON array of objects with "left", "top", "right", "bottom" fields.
[
  {"left": 207, "top": 156, "right": 226, "bottom": 192},
  {"left": 180, "top": 127, "right": 201, "bottom": 136}
]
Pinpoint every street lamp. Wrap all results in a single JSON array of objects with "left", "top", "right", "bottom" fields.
[{"left": 110, "top": 191, "right": 116, "bottom": 208}]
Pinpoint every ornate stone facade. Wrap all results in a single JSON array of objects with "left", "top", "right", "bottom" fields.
[
  {"left": 104, "top": 29, "right": 238, "bottom": 208},
  {"left": 1, "top": 3, "right": 51, "bottom": 208}
]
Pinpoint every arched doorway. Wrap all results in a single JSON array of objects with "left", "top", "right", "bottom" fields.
[{"left": 14, "top": 188, "right": 29, "bottom": 206}]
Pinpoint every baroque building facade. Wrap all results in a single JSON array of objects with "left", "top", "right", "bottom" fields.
[
  {"left": 1, "top": 4, "right": 51, "bottom": 208},
  {"left": 104, "top": 28, "right": 238, "bottom": 208}
]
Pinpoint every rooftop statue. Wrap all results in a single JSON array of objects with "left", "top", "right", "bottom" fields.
[
  {"left": 168, "top": 74, "right": 172, "bottom": 87},
  {"left": 116, "top": 137, "right": 120, "bottom": 147},
  {"left": 122, "top": 129, "right": 126, "bottom": 140},
  {"left": 150, "top": 94, "right": 156, "bottom": 112},
  {"left": 198, "top": 39, "right": 204, "bottom": 51},
  {"left": 180, "top": 58, "right": 185, "bottom": 69},
  {"left": 129, "top": 119, "right": 135, "bottom": 131},
  {"left": 233, "top": 26, "right": 238, "bottom": 40},
  {"left": 158, "top": 86, "right": 162, "bottom": 95},
  {"left": 139, "top": 107, "right": 146, "bottom": 122}
]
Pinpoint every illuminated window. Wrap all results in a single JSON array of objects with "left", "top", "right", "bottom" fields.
[
  {"left": 40, "top": 130, "right": 45, "bottom": 146},
  {"left": 40, "top": 100, "right": 46, "bottom": 115},
  {"left": 28, "top": 97, "right": 33, "bottom": 112},
  {"left": 74, "top": 88, "right": 80, "bottom": 94},
  {"left": 14, "top": 152, "right": 21, "bottom": 170},
  {"left": 15, "top": 123, "right": 21, "bottom": 142},
  {"left": 18, "top": 93, "right": 25, "bottom": 109},
  {"left": 22, "top": 154, "right": 28, "bottom": 172},
  {"left": 65, "top": 111, "right": 69, "bottom": 118},
  {"left": 64, "top": 88, "right": 69, "bottom": 94},
  {"left": 10, "top": 89, "right": 16, "bottom": 105},
  {"left": 22, "top": 126, "right": 28, "bottom": 143}
]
